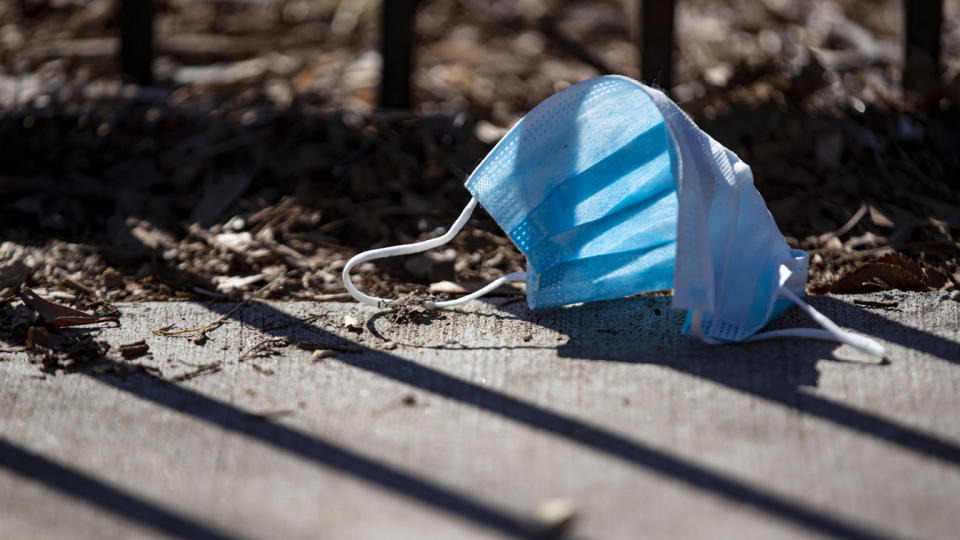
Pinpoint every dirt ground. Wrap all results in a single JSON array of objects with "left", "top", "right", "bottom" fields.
[{"left": 1, "top": 0, "right": 959, "bottom": 308}]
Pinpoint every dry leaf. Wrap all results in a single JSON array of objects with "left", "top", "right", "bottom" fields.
[
  {"left": 19, "top": 287, "right": 119, "bottom": 327},
  {"left": 828, "top": 253, "right": 950, "bottom": 294}
]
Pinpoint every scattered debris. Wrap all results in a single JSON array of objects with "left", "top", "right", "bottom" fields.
[
  {"left": 102, "top": 267, "right": 125, "bottom": 291},
  {"left": 152, "top": 278, "right": 278, "bottom": 338},
  {"left": 171, "top": 362, "right": 222, "bottom": 382},
  {"left": 152, "top": 302, "right": 247, "bottom": 338},
  {"left": 25, "top": 326, "right": 57, "bottom": 349},
  {"left": 19, "top": 287, "right": 118, "bottom": 328},
  {"left": 297, "top": 341, "right": 362, "bottom": 354},
  {"left": 852, "top": 299, "right": 901, "bottom": 310},
  {"left": 239, "top": 337, "right": 290, "bottom": 364},
  {"left": 311, "top": 349, "right": 335, "bottom": 362},
  {"left": 824, "top": 253, "right": 952, "bottom": 294},
  {"left": 117, "top": 340, "right": 150, "bottom": 359},
  {"left": 428, "top": 281, "right": 470, "bottom": 295},
  {"left": 249, "top": 364, "right": 275, "bottom": 375},
  {"left": 296, "top": 341, "right": 324, "bottom": 351},
  {"left": 387, "top": 292, "right": 444, "bottom": 324},
  {"left": 0, "top": 242, "right": 34, "bottom": 290},
  {"left": 261, "top": 314, "right": 323, "bottom": 332},
  {"left": 534, "top": 497, "right": 578, "bottom": 536},
  {"left": 63, "top": 350, "right": 162, "bottom": 377},
  {"left": 214, "top": 274, "right": 265, "bottom": 295},
  {"left": 245, "top": 409, "right": 295, "bottom": 420},
  {"left": 942, "top": 290, "right": 960, "bottom": 302},
  {"left": 192, "top": 331, "right": 209, "bottom": 346},
  {"left": 401, "top": 394, "right": 417, "bottom": 406},
  {"left": 343, "top": 314, "right": 362, "bottom": 333},
  {"left": 23, "top": 325, "right": 109, "bottom": 370}
]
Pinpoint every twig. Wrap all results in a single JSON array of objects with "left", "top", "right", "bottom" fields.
[
  {"left": 174, "top": 358, "right": 220, "bottom": 368},
  {"left": 239, "top": 338, "right": 290, "bottom": 363},
  {"left": 312, "top": 293, "right": 355, "bottom": 302},
  {"left": 245, "top": 409, "right": 295, "bottom": 420},
  {"left": 249, "top": 364, "right": 275, "bottom": 375},
  {"left": 819, "top": 203, "right": 868, "bottom": 243},
  {"left": 151, "top": 277, "right": 278, "bottom": 338},
  {"left": 296, "top": 341, "right": 362, "bottom": 354},
  {"left": 260, "top": 314, "right": 323, "bottom": 332},
  {"left": 151, "top": 301, "right": 247, "bottom": 337},
  {"left": 853, "top": 299, "right": 901, "bottom": 310},
  {"left": 171, "top": 363, "right": 221, "bottom": 382},
  {"left": 834, "top": 246, "right": 895, "bottom": 264}
]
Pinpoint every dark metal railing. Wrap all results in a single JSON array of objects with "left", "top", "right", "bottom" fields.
[
  {"left": 113, "top": 0, "right": 945, "bottom": 107},
  {"left": 638, "top": 0, "right": 676, "bottom": 93},
  {"left": 119, "top": 0, "right": 154, "bottom": 86},
  {"left": 904, "top": 0, "right": 943, "bottom": 91},
  {"left": 379, "top": 0, "right": 418, "bottom": 109}
]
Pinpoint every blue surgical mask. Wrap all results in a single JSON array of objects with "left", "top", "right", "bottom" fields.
[{"left": 342, "top": 76, "right": 884, "bottom": 356}]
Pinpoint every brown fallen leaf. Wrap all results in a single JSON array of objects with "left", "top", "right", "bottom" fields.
[
  {"left": 826, "top": 253, "right": 951, "bottom": 294},
  {"left": 19, "top": 287, "right": 119, "bottom": 328},
  {"left": 26, "top": 325, "right": 58, "bottom": 349}
]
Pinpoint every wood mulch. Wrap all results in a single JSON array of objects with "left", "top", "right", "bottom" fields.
[{"left": 1, "top": 0, "right": 957, "bottom": 307}]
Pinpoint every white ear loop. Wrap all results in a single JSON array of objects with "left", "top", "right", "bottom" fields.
[
  {"left": 692, "top": 288, "right": 886, "bottom": 357},
  {"left": 341, "top": 197, "right": 527, "bottom": 308}
]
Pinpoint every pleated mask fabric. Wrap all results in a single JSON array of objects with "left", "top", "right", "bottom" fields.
[
  {"left": 342, "top": 75, "right": 885, "bottom": 356},
  {"left": 465, "top": 76, "right": 679, "bottom": 309}
]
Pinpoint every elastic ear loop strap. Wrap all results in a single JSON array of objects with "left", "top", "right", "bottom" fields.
[
  {"left": 691, "top": 288, "right": 886, "bottom": 357},
  {"left": 341, "top": 197, "right": 527, "bottom": 308}
]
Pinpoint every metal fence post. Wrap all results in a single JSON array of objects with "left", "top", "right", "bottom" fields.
[
  {"left": 903, "top": 0, "right": 943, "bottom": 91},
  {"left": 380, "top": 0, "right": 418, "bottom": 109},
  {"left": 638, "top": 0, "right": 675, "bottom": 93},
  {"left": 119, "top": 0, "right": 154, "bottom": 86}
]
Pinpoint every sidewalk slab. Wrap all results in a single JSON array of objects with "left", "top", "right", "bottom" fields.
[{"left": 1, "top": 291, "right": 959, "bottom": 539}]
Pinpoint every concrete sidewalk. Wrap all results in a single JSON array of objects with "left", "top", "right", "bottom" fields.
[{"left": 1, "top": 292, "right": 959, "bottom": 539}]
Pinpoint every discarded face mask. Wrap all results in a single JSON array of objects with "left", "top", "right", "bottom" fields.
[{"left": 342, "top": 75, "right": 884, "bottom": 356}]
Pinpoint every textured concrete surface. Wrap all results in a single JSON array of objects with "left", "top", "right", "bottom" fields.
[{"left": 1, "top": 291, "right": 959, "bottom": 539}]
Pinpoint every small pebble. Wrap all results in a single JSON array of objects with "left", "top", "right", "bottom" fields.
[
  {"left": 824, "top": 236, "right": 844, "bottom": 250},
  {"left": 382, "top": 341, "right": 397, "bottom": 350},
  {"left": 535, "top": 497, "right": 577, "bottom": 532},
  {"left": 311, "top": 349, "right": 335, "bottom": 362},
  {"left": 343, "top": 315, "right": 362, "bottom": 333}
]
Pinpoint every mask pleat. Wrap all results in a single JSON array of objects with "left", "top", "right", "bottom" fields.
[
  {"left": 529, "top": 241, "right": 676, "bottom": 309},
  {"left": 467, "top": 78, "right": 664, "bottom": 238},
  {"left": 509, "top": 121, "right": 673, "bottom": 255},
  {"left": 528, "top": 187, "right": 677, "bottom": 270}
]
